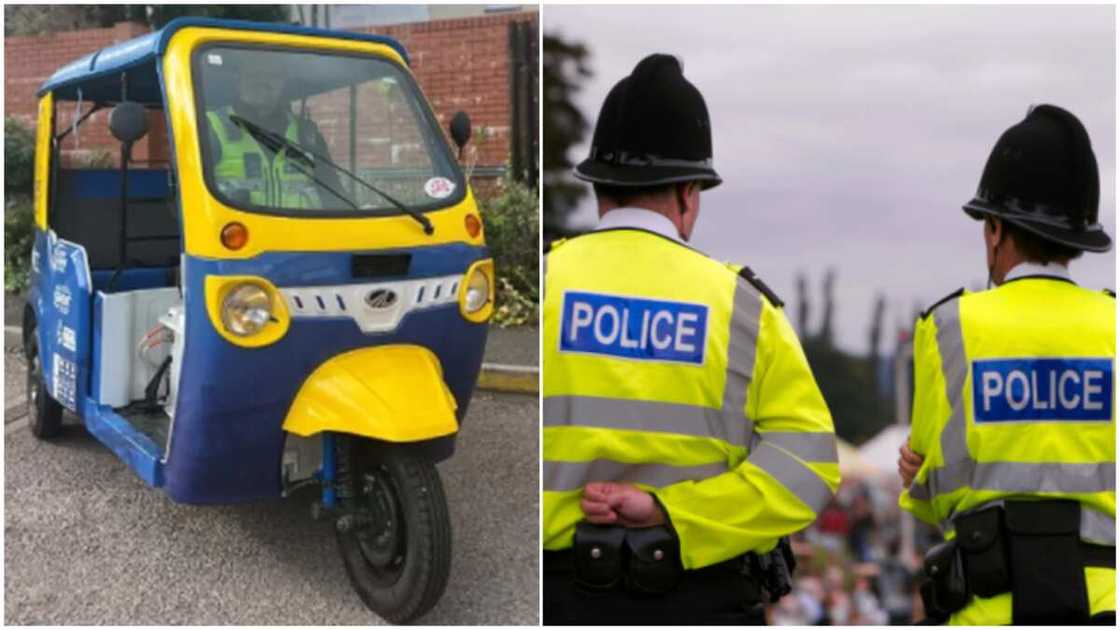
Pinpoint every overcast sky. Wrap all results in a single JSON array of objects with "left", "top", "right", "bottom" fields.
[{"left": 546, "top": 4, "right": 1116, "bottom": 355}]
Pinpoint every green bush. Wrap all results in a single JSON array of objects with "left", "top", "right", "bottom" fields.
[
  {"left": 6, "top": 117, "right": 35, "bottom": 195},
  {"left": 478, "top": 172, "right": 539, "bottom": 327},
  {"left": 6, "top": 198, "right": 36, "bottom": 293},
  {"left": 6, "top": 117, "right": 37, "bottom": 292}
]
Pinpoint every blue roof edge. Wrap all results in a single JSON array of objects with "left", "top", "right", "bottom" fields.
[{"left": 37, "top": 17, "right": 410, "bottom": 97}]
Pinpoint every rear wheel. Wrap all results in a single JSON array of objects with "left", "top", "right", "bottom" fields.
[
  {"left": 26, "top": 326, "right": 63, "bottom": 439},
  {"left": 335, "top": 437, "right": 452, "bottom": 624}
]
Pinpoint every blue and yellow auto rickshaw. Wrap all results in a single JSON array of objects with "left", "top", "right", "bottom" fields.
[{"left": 22, "top": 18, "right": 493, "bottom": 622}]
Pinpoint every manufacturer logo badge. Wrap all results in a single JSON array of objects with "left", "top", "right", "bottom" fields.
[{"left": 365, "top": 289, "right": 398, "bottom": 310}]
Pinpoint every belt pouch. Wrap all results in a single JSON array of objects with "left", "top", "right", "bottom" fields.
[
  {"left": 921, "top": 539, "right": 969, "bottom": 618},
  {"left": 955, "top": 506, "right": 1010, "bottom": 598},
  {"left": 1004, "top": 500, "right": 1089, "bottom": 624},
  {"left": 624, "top": 525, "right": 682, "bottom": 595},
  {"left": 573, "top": 523, "right": 626, "bottom": 591}
]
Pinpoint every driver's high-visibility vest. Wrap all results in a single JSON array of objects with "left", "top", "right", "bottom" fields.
[
  {"left": 542, "top": 228, "right": 840, "bottom": 570},
  {"left": 205, "top": 106, "right": 318, "bottom": 208},
  {"left": 900, "top": 276, "right": 1116, "bottom": 624}
]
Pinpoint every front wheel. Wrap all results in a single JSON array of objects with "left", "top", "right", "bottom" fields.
[
  {"left": 26, "top": 325, "right": 63, "bottom": 439},
  {"left": 335, "top": 438, "right": 452, "bottom": 623}
]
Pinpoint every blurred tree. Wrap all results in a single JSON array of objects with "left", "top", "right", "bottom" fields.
[
  {"left": 819, "top": 267, "right": 836, "bottom": 344},
  {"left": 6, "top": 5, "right": 130, "bottom": 35},
  {"left": 868, "top": 292, "right": 886, "bottom": 389},
  {"left": 796, "top": 272, "right": 809, "bottom": 338},
  {"left": 798, "top": 269, "right": 892, "bottom": 444},
  {"left": 542, "top": 33, "right": 592, "bottom": 246},
  {"left": 5, "top": 5, "right": 288, "bottom": 36},
  {"left": 145, "top": 5, "right": 289, "bottom": 29}
]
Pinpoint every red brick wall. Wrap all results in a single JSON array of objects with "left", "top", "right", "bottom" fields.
[
  {"left": 3, "top": 12, "right": 537, "bottom": 186},
  {"left": 358, "top": 14, "right": 525, "bottom": 170},
  {"left": 5, "top": 21, "right": 155, "bottom": 165}
]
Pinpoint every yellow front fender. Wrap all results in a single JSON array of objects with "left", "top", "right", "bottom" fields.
[{"left": 283, "top": 345, "right": 458, "bottom": 442}]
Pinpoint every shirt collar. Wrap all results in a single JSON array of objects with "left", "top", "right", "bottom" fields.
[
  {"left": 595, "top": 207, "right": 683, "bottom": 243},
  {"left": 1003, "top": 261, "right": 1074, "bottom": 283}
]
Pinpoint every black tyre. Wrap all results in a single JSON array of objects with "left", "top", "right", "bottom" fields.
[
  {"left": 26, "top": 326, "right": 63, "bottom": 439},
  {"left": 335, "top": 437, "right": 452, "bottom": 624}
]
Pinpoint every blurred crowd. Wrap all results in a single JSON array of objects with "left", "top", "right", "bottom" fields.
[{"left": 768, "top": 477, "right": 941, "bottom": 625}]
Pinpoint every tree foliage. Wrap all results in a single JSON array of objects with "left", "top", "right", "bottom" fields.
[
  {"left": 478, "top": 171, "right": 540, "bottom": 327},
  {"left": 542, "top": 33, "right": 592, "bottom": 244},
  {"left": 5, "top": 117, "right": 36, "bottom": 196},
  {"left": 798, "top": 269, "right": 895, "bottom": 444},
  {"left": 5, "top": 117, "right": 36, "bottom": 292},
  {"left": 5, "top": 5, "right": 289, "bottom": 36}
]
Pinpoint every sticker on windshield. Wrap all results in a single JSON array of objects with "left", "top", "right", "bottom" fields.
[
  {"left": 424, "top": 177, "right": 456, "bottom": 199},
  {"left": 207, "top": 53, "right": 223, "bottom": 66}
]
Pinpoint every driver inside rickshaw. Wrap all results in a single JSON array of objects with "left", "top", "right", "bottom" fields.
[{"left": 204, "top": 54, "right": 347, "bottom": 210}]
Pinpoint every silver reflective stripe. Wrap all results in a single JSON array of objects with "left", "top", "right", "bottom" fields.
[
  {"left": 543, "top": 459, "right": 728, "bottom": 492},
  {"left": 931, "top": 303, "right": 972, "bottom": 496},
  {"left": 721, "top": 279, "right": 763, "bottom": 440},
  {"left": 756, "top": 431, "right": 838, "bottom": 464},
  {"left": 919, "top": 304, "right": 1117, "bottom": 502},
  {"left": 971, "top": 461, "right": 1115, "bottom": 494},
  {"left": 909, "top": 478, "right": 931, "bottom": 500},
  {"left": 544, "top": 278, "right": 763, "bottom": 449},
  {"left": 747, "top": 441, "right": 834, "bottom": 512},
  {"left": 1081, "top": 506, "right": 1116, "bottom": 545},
  {"left": 542, "top": 395, "right": 751, "bottom": 446}
]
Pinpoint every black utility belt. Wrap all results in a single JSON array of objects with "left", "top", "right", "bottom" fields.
[
  {"left": 545, "top": 523, "right": 795, "bottom": 602},
  {"left": 921, "top": 499, "right": 1115, "bottom": 625},
  {"left": 547, "top": 523, "right": 689, "bottom": 595}
]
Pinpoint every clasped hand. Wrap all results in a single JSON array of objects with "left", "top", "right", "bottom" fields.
[{"left": 579, "top": 481, "right": 666, "bottom": 528}]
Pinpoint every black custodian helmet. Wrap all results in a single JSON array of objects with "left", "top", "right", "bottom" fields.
[
  {"left": 963, "top": 104, "right": 1111, "bottom": 252},
  {"left": 575, "top": 54, "right": 722, "bottom": 189}
]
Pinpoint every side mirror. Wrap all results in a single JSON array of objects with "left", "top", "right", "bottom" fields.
[
  {"left": 109, "top": 101, "right": 149, "bottom": 145},
  {"left": 449, "top": 111, "right": 471, "bottom": 157}
]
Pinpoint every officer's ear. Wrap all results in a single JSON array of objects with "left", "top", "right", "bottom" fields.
[
  {"left": 674, "top": 181, "right": 700, "bottom": 216},
  {"left": 986, "top": 216, "right": 1005, "bottom": 247}
]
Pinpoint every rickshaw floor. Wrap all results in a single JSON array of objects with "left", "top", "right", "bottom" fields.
[{"left": 118, "top": 404, "right": 172, "bottom": 450}]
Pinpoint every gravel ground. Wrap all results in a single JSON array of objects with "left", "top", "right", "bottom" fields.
[
  {"left": 5, "top": 391, "right": 539, "bottom": 625},
  {"left": 482, "top": 326, "right": 538, "bottom": 367}
]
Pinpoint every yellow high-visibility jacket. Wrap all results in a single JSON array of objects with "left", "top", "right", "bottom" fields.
[
  {"left": 205, "top": 106, "right": 317, "bottom": 208},
  {"left": 900, "top": 275, "right": 1116, "bottom": 624},
  {"left": 543, "top": 228, "right": 840, "bottom": 570}
]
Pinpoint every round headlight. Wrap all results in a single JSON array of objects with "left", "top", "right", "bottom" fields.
[
  {"left": 464, "top": 268, "right": 490, "bottom": 313},
  {"left": 221, "top": 283, "right": 273, "bottom": 336}
]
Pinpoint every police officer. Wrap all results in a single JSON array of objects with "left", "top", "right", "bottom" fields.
[
  {"left": 204, "top": 54, "right": 342, "bottom": 209},
  {"left": 542, "top": 54, "right": 840, "bottom": 625},
  {"left": 898, "top": 104, "right": 1115, "bottom": 625}
]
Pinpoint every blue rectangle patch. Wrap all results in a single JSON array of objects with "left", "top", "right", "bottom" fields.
[
  {"left": 559, "top": 291, "right": 708, "bottom": 364},
  {"left": 972, "top": 358, "right": 1113, "bottom": 422}
]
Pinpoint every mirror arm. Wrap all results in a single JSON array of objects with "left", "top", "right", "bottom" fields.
[{"left": 54, "top": 103, "right": 104, "bottom": 143}]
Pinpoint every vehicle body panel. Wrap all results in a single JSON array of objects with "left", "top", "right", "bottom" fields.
[{"left": 28, "top": 18, "right": 490, "bottom": 506}]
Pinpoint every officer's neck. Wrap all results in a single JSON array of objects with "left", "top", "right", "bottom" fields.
[
  {"left": 598, "top": 200, "right": 687, "bottom": 241},
  {"left": 993, "top": 248, "right": 1071, "bottom": 285}
]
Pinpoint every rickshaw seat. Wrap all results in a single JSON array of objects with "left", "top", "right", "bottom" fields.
[{"left": 52, "top": 168, "right": 180, "bottom": 276}]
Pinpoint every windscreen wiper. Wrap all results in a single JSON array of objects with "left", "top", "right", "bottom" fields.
[
  {"left": 228, "top": 114, "right": 435, "bottom": 235},
  {"left": 226, "top": 115, "right": 359, "bottom": 211}
]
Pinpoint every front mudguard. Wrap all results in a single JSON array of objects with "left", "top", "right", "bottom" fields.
[{"left": 283, "top": 344, "right": 460, "bottom": 450}]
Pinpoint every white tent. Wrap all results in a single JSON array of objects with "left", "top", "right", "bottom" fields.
[
  {"left": 858, "top": 424, "right": 911, "bottom": 477},
  {"left": 837, "top": 438, "right": 881, "bottom": 480}
]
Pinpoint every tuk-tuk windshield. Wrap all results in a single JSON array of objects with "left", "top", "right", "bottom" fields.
[{"left": 194, "top": 45, "right": 463, "bottom": 216}]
